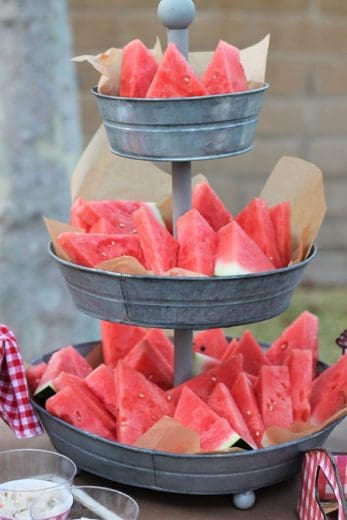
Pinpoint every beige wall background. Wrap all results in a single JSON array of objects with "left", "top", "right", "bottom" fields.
[{"left": 69, "top": 0, "right": 347, "bottom": 285}]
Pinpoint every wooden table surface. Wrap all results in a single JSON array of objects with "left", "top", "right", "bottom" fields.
[{"left": 1, "top": 419, "right": 346, "bottom": 519}]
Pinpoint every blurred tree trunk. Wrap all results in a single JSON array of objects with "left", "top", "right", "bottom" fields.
[{"left": 0, "top": 0, "right": 98, "bottom": 359}]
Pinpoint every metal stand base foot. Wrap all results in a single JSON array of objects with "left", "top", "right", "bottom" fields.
[{"left": 232, "top": 491, "right": 256, "bottom": 510}]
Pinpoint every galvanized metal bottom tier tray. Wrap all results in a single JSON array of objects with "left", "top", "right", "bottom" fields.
[
  {"left": 49, "top": 243, "right": 317, "bottom": 329},
  {"left": 32, "top": 341, "right": 340, "bottom": 495}
]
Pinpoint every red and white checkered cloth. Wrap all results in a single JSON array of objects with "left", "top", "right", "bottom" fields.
[
  {"left": 297, "top": 449, "right": 347, "bottom": 519},
  {"left": 0, "top": 324, "right": 43, "bottom": 438},
  {"left": 317, "top": 454, "right": 347, "bottom": 500}
]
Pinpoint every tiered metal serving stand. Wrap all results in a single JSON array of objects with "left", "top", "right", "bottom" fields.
[{"left": 34, "top": 0, "right": 340, "bottom": 509}]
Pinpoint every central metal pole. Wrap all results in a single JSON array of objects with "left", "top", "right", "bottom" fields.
[{"left": 158, "top": 0, "right": 196, "bottom": 385}]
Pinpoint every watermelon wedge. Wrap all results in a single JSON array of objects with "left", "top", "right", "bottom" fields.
[
  {"left": 57, "top": 232, "right": 144, "bottom": 268},
  {"left": 269, "top": 201, "right": 292, "bottom": 267},
  {"left": 85, "top": 364, "right": 117, "bottom": 418},
  {"left": 146, "top": 43, "right": 207, "bottom": 98},
  {"left": 192, "top": 181, "right": 232, "bottom": 232},
  {"left": 176, "top": 209, "right": 217, "bottom": 276},
  {"left": 214, "top": 221, "right": 276, "bottom": 276},
  {"left": 35, "top": 346, "right": 92, "bottom": 395},
  {"left": 256, "top": 366, "right": 293, "bottom": 429},
  {"left": 203, "top": 40, "right": 248, "bottom": 95},
  {"left": 166, "top": 354, "right": 243, "bottom": 406},
  {"left": 139, "top": 328, "right": 174, "bottom": 367},
  {"left": 310, "top": 354, "right": 347, "bottom": 413},
  {"left": 47, "top": 372, "right": 116, "bottom": 434},
  {"left": 174, "top": 387, "right": 239, "bottom": 451},
  {"left": 123, "top": 338, "right": 173, "bottom": 390},
  {"left": 174, "top": 386, "right": 219, "bottom": 433},
  {"left": 119, "top": 39, "right": 159, "bottom": 98},
  {"left": 25, "top": 362, "right": 47, "bottom": 394},
  {"left": 46, "top": 385, "right": 116, "bottom": 441},
  {"left": 287, "top": 349, "right": 312, "bottom": 423},
  {"left": 310, "top": 389, "right": 346, "bottom": 425},
  {"left": 200, "top": 417, "right": 239, "bottom": 452},
  {"left": 115, "top": 361, "right": 173, "bottom": 445},
  {"left": 208, "top": 383, "right": 256, "bottom": 448},
  {"left": 236, "top": 198, "right": 284, "bottom": 268},
  {"left": 193, "top": 329, "right": 229, "bottom": 360},
  {"left": 70, "top": 197, "right": 141, "bottom": 232},
  {"left": 266, "top": 311, "right": 319, "bottom": 368},
  {"left": 134, "top": 205, "right": 178, "bottom": 273},
  {"left": 231, "top": 372, "right": 265, "bottom": 447},
  {"left": 101, "top": 321, "right": 146, "bottom": 367},
  {"left": 220, "top": 338, "right": 239, "bottom": 362},
  {"left": 232, "top": 330, "right": 269, "bottom": 376}
]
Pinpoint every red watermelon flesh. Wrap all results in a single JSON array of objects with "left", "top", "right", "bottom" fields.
[
  {"left": 174, "top": 386, "right": 220, "bottom": 435},
  {"left": 208, "top": 383, "right": 256, "bottom": 448},
  {"left": 215, "top": 221, "right": 276, "bottom": 276},
  {"left": 287, "top": 349, "right": 312, "bottom": 422},
  {"left": 72, "top": 198, "right": 141, "bottom": 231},
  {"left": 134, "top": 205, "right": 178, "bottom": 273},
  {"left": 85, "top": 364, "right": 117, "bottom": 418},
  {"left": 140, "top": 328, "right": 174, "bottom": 367},
  {"left": 236, "top": 198, "right": 284, "bottom": 268},
  {"left": 70, "top": 197, "right": 89, "bottom": 231},
  {"left": 203, "top": 40, "right": 248, "bottom": 95},
  {"left": 166, "top": 354, "right": 243, "bottom": 406},
  {"left": 36, "top": 346, "right": 92, "bottom": 393},
  {"left": 146, "top": 43, "right": 207, "bottom": 98},
  {"left": 123, "top": 338, "right": 173, "bottom": 390},
  {"left": 193, "top": 329, "right": 229, "bottom": 360},
  {"left": 25, "top": 362, "right": 47, "bottom": 393},
  {"left": 231, "top": 372, "right": 265, "bottom": 447},
  {"left": 269, "top": 201, "right": 292, "bottom": 267},
  {"left": 52, "top": 371, "right": 83, "bottom": 392},
  {"left": 176, "top": 209, "right": 217, "bottom": 276},
  {"left": 266, "top": 311, "right": 319, "bottom": 368},
  {"left": 192, "top": 181, "right": 232, "bottom": 232},
  {"left": 192, "top": 352, "right": 220, "bottom": 377},
  {"left": 46, "top": 385, "right": 116, "bottom": 441},
  {"left": 200, "top": 417, "right": 240, "bottom": 452},
  {"left": 233, "top": 330, "right": 269, "bottom": 376},
  {"left": 310, "top": 354, "right": 347, "bottom": 411},
  {"left": 220, "top": 338, "right": 239, "bottom": 362},
  {"left": 115, "top": 361, "right": 173, "bottom": 445},
  {"left": 89, "top": 217, "right": 119, "bottom": 234},
  {"left": 310, "top": 389, "right": 346, "bottom": 425},
  {"left": 57, "top": 232, "right": 144, "bottom": 268},
  {"left": 256, "top": 366, "right": 293, "bottom": 429},
  {"left": 101, "top": 321, "right": 146, "bottom": 367},
  {"left": 52, "top": 371, "right": 116, "bottom": 430},
  {"left": 119, "top": 39, "right": 159, "bottom": 98}
]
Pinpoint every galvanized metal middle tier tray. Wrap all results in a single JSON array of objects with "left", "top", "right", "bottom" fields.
[
  {"left": 50, "top": 242, "right": 317, "bottom": 329},
  {"left": 92, "top": 84, "right": 268, "bottom": 161},
  {"left": 33, "top": 341, "right": 340, "bottom": 496}
]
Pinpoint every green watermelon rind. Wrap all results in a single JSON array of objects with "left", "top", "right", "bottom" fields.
[
  {"left": 192, "top": 352, "right": 219, "bottom": 377},
  {"left": 33, "top": 381, "right": 57, "bottom": 404}
]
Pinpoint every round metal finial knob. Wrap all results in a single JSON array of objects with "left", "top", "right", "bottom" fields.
[{"left": 158, "top": 0, "right": 195, "bottom": 30}]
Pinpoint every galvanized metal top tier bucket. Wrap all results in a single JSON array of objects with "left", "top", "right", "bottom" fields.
[
  {"left": 49, "top": 242, "right": 317, "bottom": 329},
  {"left": 92, "top": 84, "right": 269, "bottom": 161}
]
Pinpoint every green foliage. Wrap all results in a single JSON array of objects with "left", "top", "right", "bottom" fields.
[{"left": 225, "top": 288, "right": 347, "bottom": 365}]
